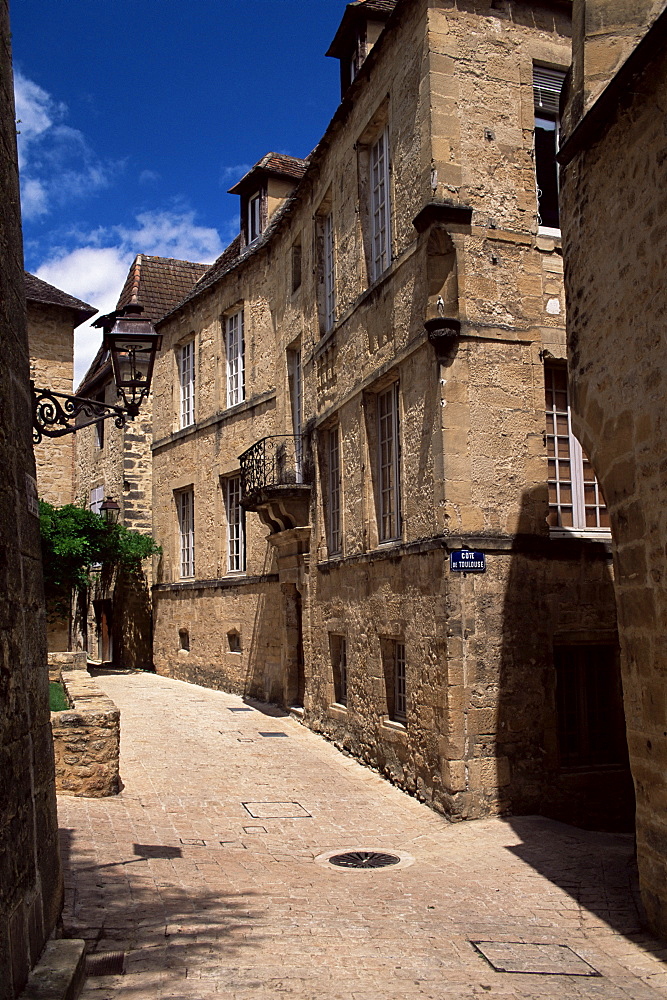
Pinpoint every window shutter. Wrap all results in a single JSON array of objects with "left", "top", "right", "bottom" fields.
[{"left": 533, "top": 66, "right": 566, "bottom": 115}]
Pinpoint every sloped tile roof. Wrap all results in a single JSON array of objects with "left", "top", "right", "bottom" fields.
[
  {"left": 25, "top": 271, "right": 96, "bottom": 326},
  {"left": 77, "top": 254, "right": 208, "bottom": 394},
  {"left": 116, "top": 254, "right": 209, "bottom": 324},
  {"left": 228, "top": 152, "right": 308, "bottom": 194}
]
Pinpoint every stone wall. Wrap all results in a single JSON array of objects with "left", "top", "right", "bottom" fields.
[
  {"left": 0, "top": 3, "right": 63, "bottom": 995},
  {"left": 559, "top": 0, "right": 667, "bottom": 937},
  {"left": 150, "top": 0, "right": 627, "bottom": 831},
  {"left": 51, "top": 668, "right": 121, "bottom": 797}
]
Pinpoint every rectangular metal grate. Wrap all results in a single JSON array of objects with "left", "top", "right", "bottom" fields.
[
  {"left": 471, "top": 941, "right": 600, "bottom": 977},
  {"left": 259, "top": 731, "right": 288, "bottom": 737},
  {"left": 86, "top": 951, "right": 125, "bottom": 976},
  {"left": 228, "top": 707, "right": 253, "bottom": 712},
  {"left": 243, "top": 801, "right": 311, "bottom": 819}
]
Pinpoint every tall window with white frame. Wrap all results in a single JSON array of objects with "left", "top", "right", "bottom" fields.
[
  {"left": 545, "top": 364, "right": 609, "bottom": 532},
  {"left": 288, "top": 349, "right": 303, "bottom": 482},
  {"left": 89, "top": 484, "right": 104, "bottom": 515},
  {"left": 393, "top": 641, "right": 407, "bottom": 723},
  {"left": 533, "top": 66, "right": 566, "bottom": 232},
  {"left": 178, "top": 489, "right": 195, "bottom": 578},
  {"left": 179, "top": 340, "right": 195, "bottom": 428},
  {"left": 327, "top": 424, "right": 342, "bottom": 555},
  {"left": 370, "top": 126, "right": 391, "bottom": 281},
  {"left": 323, "top": 212, "right": 336, "bottom": 331},
  {"left": 226, "top": 310, "right": 245, "bottom": 408},
  {"left": 377, "top": 383, "right": 401, "bottom": 542},
  {"left": 248, "top": 193, "right": 261, "bottom": 243},
  {"left": 226, "top": 475, "right": 245, "bottom": 574}
]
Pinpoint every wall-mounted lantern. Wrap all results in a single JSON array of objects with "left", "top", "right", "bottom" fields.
[
  {"left": 99, "top": 496, "right": 120, "bottom": 525},
  {"left": 31, "top": 303, "right": 162, "bottom": 444}
]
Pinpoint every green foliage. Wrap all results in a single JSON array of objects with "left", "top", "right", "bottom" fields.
[
  {"left": 49, "top": 681, "right": 69, "bottom": 712},
  {"left": 39, "top": 500, "right": 161, "bottom": 615}
]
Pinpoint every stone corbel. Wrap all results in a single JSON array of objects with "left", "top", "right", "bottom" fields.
[{"left": 425, "top": 317, "right": 461, "bottom": 363}]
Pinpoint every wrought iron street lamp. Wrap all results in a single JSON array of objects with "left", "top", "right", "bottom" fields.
[
  {"left": 31, "top": 303, "right": 162, "bottom": 444},
  {"left": 99, "top": 496, "right": 120, "bottom": 525}
]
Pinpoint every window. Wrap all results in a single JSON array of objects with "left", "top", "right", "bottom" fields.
[
  {"left": 288, "top": 348, "right": 303, "bottom": 482},
  {"left": 323, "top": 212, "right": 336, "bottom": 331},
  {"left": 226, "top": 310, "right": 245, "bottom": 407},
  {"left": 370, "top": 126, "right": 391, "bottom": 281},
  {"left": 326, "top": 425, "right": 342, "bottom": 555},
  {"left": 95, "top": 391, "right": 105, "bottom": 449},
  {"left": 178, "top": 489, "right": 194, "bottom": 578},
  {"left": 179, "top": 628, "right": 190, "bottom": 651},
  {"left": 382, "top": 639, "right": 406, "bottom": 723},
  {"left": 179, "top": 341, "right": 195, "bottom": 428},
  {"left": 377, "top": 383, "right": 401, "bottom": 541},
  {"left": 248, "top": 192, "right": 261, "bottom": 242},
  {"left": 227, "top": 630, "right": 241, "bottom": 653},
  {"left": 89, "top": 484, "right": 104, "bottom": 515},
  {"left": 330, "top": 634, "right": 348, "bottom": 706},
  {"left": 226, "top": 475, "right": 245, "bottom": 574},
  {"left": 555, "top": 645, "right": 628, "bottom": 769},
  {"left": 533, "top": 66, "right": 566, "bottom": 232},
  {"left": 291, "top": 239, "right": 302, "bottom": 293},
  {"left": 545, "top": 364, "right": 609, "bottom": 532}
]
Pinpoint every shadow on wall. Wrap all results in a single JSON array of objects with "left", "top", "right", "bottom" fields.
[
  {"left": 496, "top": 486, "right": 635, "bottom": 832},
  {"left": 244, "top": 543, "right": 283, "bottom": 703},
  {"left": 57, "top": 826, "right": 268, "bottom": 972},
  {"left": 112, "top": 566, "right": 154, "bottom": 671}
]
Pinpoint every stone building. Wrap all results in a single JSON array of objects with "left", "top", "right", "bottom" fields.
[
  {"left": 558, "top": 0, "right": 667, "bottom": 937},
  {"left": 26, "top": 270, "right": 95, "bottom": 505},
  {"left": 150, "top": 0, "right": 631, "bottom": 830},
  {"left": 75, "top": 254, "right": 207, "bottom": 666},
  {"left": 0, "top": 0, "right": 64, "bottom": 994}
]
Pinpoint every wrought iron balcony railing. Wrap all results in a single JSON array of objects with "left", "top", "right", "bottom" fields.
[{"left": 239, "top": 435, "right": 311, "bottom": 500}]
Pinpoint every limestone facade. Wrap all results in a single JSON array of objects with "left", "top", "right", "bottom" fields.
[
  {"left": 0, "top": 3, "right": 63, "bottom": 995},
  {"left": 559, "top": 0, "right": 667, "bottom": 937},
  {"left": 151, "top": 0, "right": 630, "bottom": 829}
]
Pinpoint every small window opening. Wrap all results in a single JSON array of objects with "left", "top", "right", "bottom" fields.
[
  {"left": 179, "top": 628, "right": 190, "bottom": 652},
  {"left": 227, "top": 630, "right": 242, "bottom": 653},
  {"left": 330, "top": 634, "right": 347, "bottom": 706},
  {"left": 291, "top": 239, "right": 302, "bottom": 293}
]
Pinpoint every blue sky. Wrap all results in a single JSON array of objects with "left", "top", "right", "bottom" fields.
[{"left": 10, "top": 0, "right": 347, "bottom": 381}]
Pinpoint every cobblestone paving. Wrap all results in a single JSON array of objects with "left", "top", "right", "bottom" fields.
[{"left": 57, "top": 670, "right": 667, "bottom": 1000}]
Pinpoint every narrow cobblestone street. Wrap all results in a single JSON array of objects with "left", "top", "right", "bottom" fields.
[{"left": 57, "top": 670, "right": 667, "bottom": 1000}]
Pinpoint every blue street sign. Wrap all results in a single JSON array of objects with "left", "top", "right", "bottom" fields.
[{"left": 450, "top": 550, "right": 486, "bottom": 573}]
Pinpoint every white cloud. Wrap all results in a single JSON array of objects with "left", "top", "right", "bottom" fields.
[
  {"left": 139, "top": 169, "right": 160, "bottom": 185},
  {"left": 14, "top": 71, "right": 118, "bottom": 219},
  {"left": 35, "top": 210, "right": 225, "bottom": 385},
  {"left": 220, "top": 163, "right": 251, "bottom": 187}
]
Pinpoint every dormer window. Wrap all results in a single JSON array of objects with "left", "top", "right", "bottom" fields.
[
  {"left": 248, "top": 192, "right": 262, "bottom": 243},
  {"left": 326, "top": 1, "right": 395, "bottom": 99},
  {"left": 229, "top": 153, "right": 308, "bottom": 249}
]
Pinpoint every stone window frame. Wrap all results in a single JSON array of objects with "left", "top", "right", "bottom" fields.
[
  {"left": 178, "top": 338, "right": 195, "bottom": 429},
  {"left": 291, "top": 235, "right": 302, "bottom": 294},
  {"left": 176, "top": 487, "right": 195, "bottom": 579},
  {"left": 544, "top": 361, "right": 610, "bottom": 538},
  {"left": 357, "top": 100, "right": 393, "bottom": 287},
  {"left": 224, "top": 473, "right": 246, "bottom": 575},
  {"left": 225, "top": 308, "right": 245, "bottom": 409},
  {"left": 533, "top": 64, "right": 566, "bottom": 236},
  {"left": 376, "top": 381, "right": 402, "bottom": 543}
]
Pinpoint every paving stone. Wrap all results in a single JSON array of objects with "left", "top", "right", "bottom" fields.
[{"left": 57, "top": 672, "right": 667, "bottom": 1000}]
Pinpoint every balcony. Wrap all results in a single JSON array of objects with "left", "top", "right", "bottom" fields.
[{"left": 239, "top": 435, "right": 312, "bottom": 533}]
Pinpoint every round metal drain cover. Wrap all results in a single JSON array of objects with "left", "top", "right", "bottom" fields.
[{"left": 328, "top": 850, "right": 401, "bottom": 869}]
